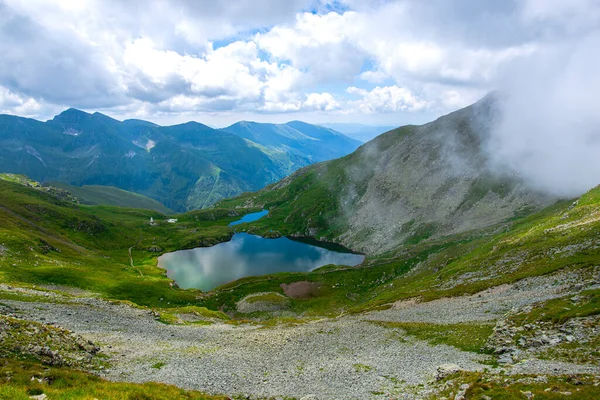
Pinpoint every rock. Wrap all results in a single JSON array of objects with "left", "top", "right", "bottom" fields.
[
  {"left": 520, "top": 390, "right": 534, "bottom": 399},
  {"left": 236, "top": 292, "right": 290, "bottom": 313},
  {"left": 497, "top": 353, "right": 513, "bottom": 364},
  {"left": 75, "top": 337, "right": 100, "bottom": 354},
  {"left": 29, "top": 394, "right": 47, "bottom": 400},
  {"left": 300, "top": 395, "right": 317, "bottom": 400},
  {"left": 481, "top": 396, "right": 492, "bottom": 400},
  {"left": 435, "top": 364, "right": 462, "bottom": 380}
]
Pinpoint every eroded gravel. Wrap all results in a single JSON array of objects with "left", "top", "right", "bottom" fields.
[{"left": 1, "top": 267, "right": 598, "bottom": 399}]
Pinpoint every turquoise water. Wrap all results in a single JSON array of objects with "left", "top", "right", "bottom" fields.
[
  {"left": 158, "top": 233, "right": 365, "bottom": 291},
  {"left": 229, "top": 210, "right": 269, "bottom": 226}
]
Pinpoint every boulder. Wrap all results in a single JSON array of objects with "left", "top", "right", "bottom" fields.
[{"left": 436, "top": 364, "right": 462, "bottom": 380}]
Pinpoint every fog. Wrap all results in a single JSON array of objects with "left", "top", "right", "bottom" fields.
[{"left": 488, "top": 33, "right": 600, "bottom": 198}]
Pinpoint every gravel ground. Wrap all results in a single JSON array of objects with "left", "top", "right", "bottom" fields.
[
  {"left": 2, "top": 267, "right": 598, "bottom": 399},
  {"left": 2, "top": 297, "right": 486, "bottom": 399}
]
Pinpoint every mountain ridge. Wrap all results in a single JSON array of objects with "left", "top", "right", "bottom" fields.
[{"left": 0, "top": 109, "right": 359, "bottom": 211}]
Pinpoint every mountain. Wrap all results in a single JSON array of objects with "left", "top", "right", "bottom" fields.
[
  {"left": 0, "top": 110, "right": 358, "bottom": 211},
  {"left": 320, "top": 123, "right": 398, "bottom": 142},
  {"left": 221, "top": 120, "right": 361, "bottom": 163},
  {"left": 218, "top": 94, "right": 560, "bottom": 254}
]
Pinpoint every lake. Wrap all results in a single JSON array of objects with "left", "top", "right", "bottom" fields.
[
  {"left": 157, "top": 233, "right": 365, "bottom": 291},
  {"left": 228, "top": 210, "right": 269, "bottom": 226}
]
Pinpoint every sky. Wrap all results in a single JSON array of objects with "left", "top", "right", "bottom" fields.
[{"left": 0, "top": 0, "right": 598, "bottom": 128}]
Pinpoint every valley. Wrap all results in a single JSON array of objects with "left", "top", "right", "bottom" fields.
[
  {"left": 1, "top": 99, "right": 599, "bottom": 399},
  {"left": 2, "top": 2, "right": 599, "bottom": 399}
]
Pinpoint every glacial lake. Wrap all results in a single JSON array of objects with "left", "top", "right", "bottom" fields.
[
  {"left": 157, "top": 233, "right": 365, "bottom": 292},
  {"left": 228, "top": 209, "right": 269, "bottom": 226}
]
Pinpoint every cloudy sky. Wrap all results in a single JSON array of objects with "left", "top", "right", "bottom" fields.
[{"left": 0, "top": 0, "right": 598, "bottom": 127}]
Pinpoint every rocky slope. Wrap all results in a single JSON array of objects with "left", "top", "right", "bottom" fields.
[{"left": 220, "top": 94, "right": 558, "bottom": 254}]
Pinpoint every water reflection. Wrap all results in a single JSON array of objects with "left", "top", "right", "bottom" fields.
[{"left": 158, "top": 233, "right": 364, "bottom": 291}]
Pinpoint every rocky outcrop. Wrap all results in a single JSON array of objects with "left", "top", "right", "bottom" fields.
[
  {"left": 0, "top": 315, "right": 101, "bottom": 368},
  {"left": 485, "top": 309, "right": 600, "bottom": 366},
  {"left": 236, "top": 292, "right": 290, "bottom": 314}
]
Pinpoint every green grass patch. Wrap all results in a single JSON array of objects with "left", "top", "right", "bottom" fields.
[
  {"left": 510, "top": 289, "right": 600, "bottom": 325},
  {"left": 373, "top": 321, "right": 495, "bottom": 353},
  {"left": 244, "top": 292, "right": 289, "bottom": 304},
  {"left": 0, "top": 358, "right": 227, "bottom": 399}
]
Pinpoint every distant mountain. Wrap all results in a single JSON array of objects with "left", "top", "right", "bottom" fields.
[
  {"left": 320, "top": 123, "right": 397, "bottom": 142},
  {"left": 221, "top": 121, "right": 361, "bottom": 162},
  {"left": 219, "top": 94, "right": 559, "bottom": 254},
  {"left": 0, "top": 110, "right": 358, "bottom": 211}
]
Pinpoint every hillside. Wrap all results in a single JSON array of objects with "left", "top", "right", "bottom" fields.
[
  {"left": 0, "top": 110, "right": 358, "bottom": 212},
  {"left": 218, "top": 95, "right": 559, "bottom": 254},
  {"left": 49, "top": 182, "right": 173, "bottom": 214}
]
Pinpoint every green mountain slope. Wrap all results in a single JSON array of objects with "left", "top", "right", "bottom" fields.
[
  {"left": 221, "top": 120, "right": 361, "bottom": 165},
  {"left": 218, "top": 95, "right": 558, "bottom": 254},
  {"left": 0, "top": 177, "right": 240, "bottom": 307},
  {"left": 0, "top": 110, "right": 358, "bottom": 212},
  {"left": 1, "top": 171, "right": 598, "bottom": 321},
  {"left": 49, "top": 182, "right": 173, "bottom": 214}
]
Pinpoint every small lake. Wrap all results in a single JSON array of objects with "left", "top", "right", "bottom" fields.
[
  {"left": 157, "top": 233, "right": 365, "bottom": 291},
  {"left": 228, "top": 210, "right": 269, "bottom": 226}
]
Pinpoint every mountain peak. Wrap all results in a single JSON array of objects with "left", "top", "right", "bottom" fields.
[{"left": 52, "top": 108, "right": 91, "bottom": 123}]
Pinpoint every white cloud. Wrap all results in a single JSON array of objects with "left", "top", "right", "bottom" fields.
[
  {"left": 303, "top": 92, "right": 340, "bottom": 111},
  {"left": 347, "top": 86, "right": 430, "bottom": 113},
  {"left": 0, "top": 0, "right": 598, "bottom": 126}
]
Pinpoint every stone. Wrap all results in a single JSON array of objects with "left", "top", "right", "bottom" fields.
[
  {"left": 29, "top": 394, "right": 47, "bottom": 400},
  {"left": 454, "top": 391, "right": 466, "bottom": 400},
  {"left": 520, "top": 390, "right": 534, "bottom": 399},
  {"left": 435, "top": 364, "right": 462, "bottom": 380}
]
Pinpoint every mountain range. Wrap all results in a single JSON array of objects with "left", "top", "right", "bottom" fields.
[{"left": 0, "top": 109, "right": 361, "bottom": 211}]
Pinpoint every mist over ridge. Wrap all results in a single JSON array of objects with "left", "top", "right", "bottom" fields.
[{"left": 488, "top": 33, "right": 600, "bottom": 198}]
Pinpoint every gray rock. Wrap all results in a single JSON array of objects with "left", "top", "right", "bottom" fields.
[{"left": 436, "top": 364, "right": 462, "bottom": 380}]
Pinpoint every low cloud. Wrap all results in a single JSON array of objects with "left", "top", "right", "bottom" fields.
[{"left": 488, "top": 33, "right": 600, "bottom": 197}]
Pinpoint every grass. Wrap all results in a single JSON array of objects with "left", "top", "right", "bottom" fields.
[
  {"left": 151, "top": 361, "right": 166, "bottom": 369},
  {"left": 373, "top": 321, "right": 495, "bottom": 353},
  {"left": 156, "top": 306, "right": 229, "bottom": 325},
  {"left": 49, "top": 181, "right": 174, "bottom": 214},
  {"left": 244, "top": 292, "right": 289, "bottom": 304},
  {"left": 509, "top": 289, "right": 600, "bottom": 325},
  {"left": 0, "top": 358, "right": 227, "bottom": 400},
  {"left": 353, "top": 363, "right": 374, "bottom": 373}
]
